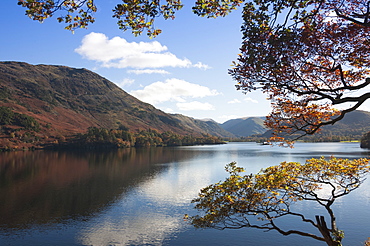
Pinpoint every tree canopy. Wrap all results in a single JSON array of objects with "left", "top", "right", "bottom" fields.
[
  {"left": 230, "top": 0, "right": 370, "bottom": 143},
  {"left": 187, "top": 157, "right": 370, "bottom": 246},
  {"left": 18, "top": 0, "right": 370, "bottom": 143},
  {"left": 17, "top": 0, "right": 242, "bottom": 36}
]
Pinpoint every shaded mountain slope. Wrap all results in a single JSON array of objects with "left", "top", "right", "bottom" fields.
[{"left": 220, "top": 117, "right": 266, "bottom": 137}]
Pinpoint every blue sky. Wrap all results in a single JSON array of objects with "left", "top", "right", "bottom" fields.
[{"left": 1, "top": 1, "right": 273, "bottom": 123}]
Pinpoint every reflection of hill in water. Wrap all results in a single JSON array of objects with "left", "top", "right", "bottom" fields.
[{"left": 0, "top": 147, "right": 195, "bottom": 229}]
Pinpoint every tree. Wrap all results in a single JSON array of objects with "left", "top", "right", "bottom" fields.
[
  {"left": 360, "top": 132, "right": 370, "bottom": 148},
  {"left": 17, "top": 0, "right": 245, "bottom": 35},
  {"left": 18, "top": 0, "right": 97, "bottom": 31},
  {"left": 17, "top": 1, "right": 242, "bottom": 36},
  {"left": 187, "top": 157, "right": 370, "bottom": 246},
  {"left": 229, "top": 0, "right": 370, "bottom": 143},
  {"left": 18, "top": 0, "right": 370, "bottom": 142}
]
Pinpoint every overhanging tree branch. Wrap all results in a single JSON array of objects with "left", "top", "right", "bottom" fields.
[{"left": 189, "top": 158, "right": 370, "bottom": 246}]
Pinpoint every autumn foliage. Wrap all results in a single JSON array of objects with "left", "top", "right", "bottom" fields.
[
  {"left": 230, "top": 0, "right": 370, "bottom": 142},
  {"left": 18, "top": 0, "right": 97, "bottom": 31},
  {"left": 188, "top": 157, "right": 370, "bottom": 246},
  {"left": 17, "top": 1, "right": 243, "bottom": 37}
]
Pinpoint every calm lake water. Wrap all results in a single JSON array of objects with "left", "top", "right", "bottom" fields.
[{"left": 0, "top": 142, "right": 370, "bottom": 246}]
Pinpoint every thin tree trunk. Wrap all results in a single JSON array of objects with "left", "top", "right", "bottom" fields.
[{"left": 316, "top": 216, "right": 341, "bottom": 246}]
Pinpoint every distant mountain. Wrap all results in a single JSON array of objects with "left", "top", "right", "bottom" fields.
[
  {"left": 260, "top": 110, "right": 370, "bottom": 142},
  {"left": 220, "top": 117, "right": 266, "bottom": 137},
  {"left": 221, "top": 110, "right": 370, "bottom": 141},
  {"left": 0, "top": 61, "right": 229, "bottom": 149},
  {"left": 308, "top": 110, "right": 370, "bottom": 141},
  {"left": 171, "top": 114, "right": 236, "bottom": 138}
]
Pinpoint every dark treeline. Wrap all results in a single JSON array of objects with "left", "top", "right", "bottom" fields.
[
  {"left": 53, "top": 127, "right": 225, "bottom": 149},
  {"left": 360, "top": 132, "right": 370, "bottom": 148},
  {"left": 227, "top": 134, "right": 361, "bottom": 144}
]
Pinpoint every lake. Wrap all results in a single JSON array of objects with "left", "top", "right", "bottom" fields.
[{"left": 0, "top": 142, "right": 369, "bottom": 246}]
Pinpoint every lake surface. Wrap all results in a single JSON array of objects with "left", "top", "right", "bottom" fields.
[{"left": 0, "top": 142, "right": 370, "bottom": 246}]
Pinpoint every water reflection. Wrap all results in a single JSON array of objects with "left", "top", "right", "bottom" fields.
[
  {"left": 0, "top": 148, "right": 198, "bottom": 229},
  {"left": 0, "top": 142, "right": 369, "bottom": 246},
  {"left": 78, "top": 155, "right": 220, "bottom": 246}
]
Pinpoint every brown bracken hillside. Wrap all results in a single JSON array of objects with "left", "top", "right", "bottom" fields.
[{"left": 0, "top": 61, "right": 226, "bottom": 149}]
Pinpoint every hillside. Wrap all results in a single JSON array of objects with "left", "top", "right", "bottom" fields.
[
  {"left": 259, "top": 110, "right": 370, "bottom": 142},
  {"left": 306, "top": 110, "right": 370, "bottom": 141},
  {"left": 220, "top": 117, "right": 266, "bottom": 137},
  {"left": 0, "top": 61, "right": 228, "bottom": 149},
  {"left": 3, "top": 61, "right": 368, "bottom": 150},
  {"left": 171, "top": 114, "right": 236, "bottom": 138}
]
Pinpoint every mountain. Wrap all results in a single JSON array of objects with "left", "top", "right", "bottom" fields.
[
  {"left": 307, "top": 110, "right": 370, "bottom": 141},
  {"left": 259, "top": 110, "right": 370, "bottom": 142},
  {"left": 221, "top": 110, "right": 370, "bottom": 141},
  {"left": 0, "top": 61, "right": 231, "bottom": 149},
  {"left": 220, "top": 117, "right": 266, "bottom": 137},
  {"left": 171, "top": 114, "right": 236, "bottom": 138}
]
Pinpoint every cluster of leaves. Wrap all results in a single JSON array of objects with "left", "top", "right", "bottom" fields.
[
  {"left": 229, "top": 0, "right": 370, "bottom": 143},
  {"left": 113, "top": 0, "right": 184, "bottom": 37},
  {"left": 69, "top": 127, "right": 224, "bottom": 149},
  {"left": 18, "top": 0, "right": 244, "bottom": 37},
  {"left": 0, "top": 106, "right": 40, "bottom": 131},
  {"left": 192, "top": 0, "right": 243, "bottom": 18},
  {"left": 189, "top": 157, "right": 370, "bottom": 245},
  {"left": 17, "top": 0, "right": 96, "bottom": 31}
]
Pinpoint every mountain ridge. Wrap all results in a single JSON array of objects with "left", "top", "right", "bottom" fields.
[
  {"left": 0, "top": 61, "right": 232, "bottom": 149},
  {"left": 220, "top": 117, "right": 266, "bottom": 137},
  {"left": 2, "top": 61, "right": 370, "bottom": 150}
]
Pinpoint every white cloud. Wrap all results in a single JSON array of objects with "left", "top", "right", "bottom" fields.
[
  {"left": 228, "top": 99, "right": 241, "bottom": 104},
  {"left": 78, "top": 163, "right": 214, "bottom": 246},
  {"left": 358, "top": 103, "right": 370, "bottom": 112},
  {"left": 116, "top": 78, "right": 135, "bottom": 87},
  {"left": 193, "top": 62, "right": 211, "bottom": 70},
  {"left": 164, "top": 108, "right": 174, "bottom": 113},
  {"left": 128, "top": 69, "right": 170, "bottom": 75},
  {"left": 227, "top": 98, "right": 257, "bottom": 104},
  {"left": 219, "top": 115, "right": 243, "bottom": 122},
  {"left": 244, "top": 97, "right": 258, "bottom": 103},
  {"left": 176, "top": 101, "right": 215, "bottom": 111},
  {"left": 75, "top": 32, "right": 209, "bottom": 70},
  {"left": 129, "top": 78, "right": 220, "bottom": 105}
]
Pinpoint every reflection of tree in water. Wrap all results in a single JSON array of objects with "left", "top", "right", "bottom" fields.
[{"left": 0, "top": 147, "right": 195, "bottom": 229}]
